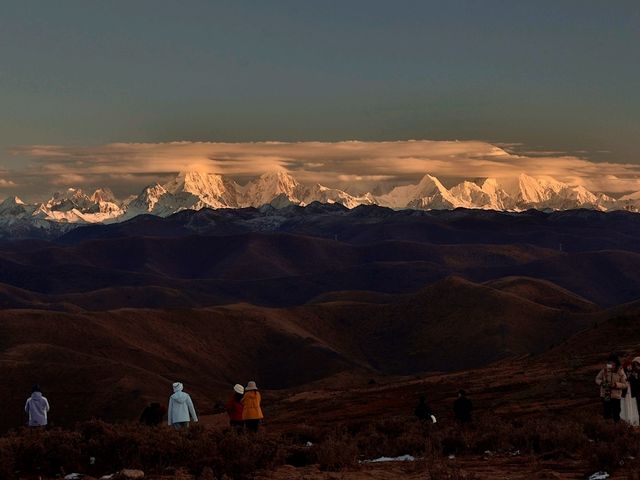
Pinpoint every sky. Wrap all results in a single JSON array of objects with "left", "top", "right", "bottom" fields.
[{"left": 0, "top": 1, "right": 639, "bottom": 200}]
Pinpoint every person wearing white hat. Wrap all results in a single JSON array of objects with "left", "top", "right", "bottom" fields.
[
  {"left": 226, "top": 384, "right": 245, "bottom": 430},
  {"left": 168, "top": 382, "right": 198, "bottom": 429},
  {"left": 242, "top": 381, "right": 263, "bottom": 432}
]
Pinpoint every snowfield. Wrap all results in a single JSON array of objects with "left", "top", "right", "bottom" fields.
[{"left": 1, "top": 170, "right": 639, "bottom": 236}]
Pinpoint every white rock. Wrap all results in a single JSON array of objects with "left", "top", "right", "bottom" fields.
[{"left": 363, "top": 454, "right": 416, "bottom": 463}]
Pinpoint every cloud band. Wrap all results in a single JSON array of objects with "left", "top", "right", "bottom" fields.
[{"left": 4, "top": 140, "right": 640, "bottom": 199}]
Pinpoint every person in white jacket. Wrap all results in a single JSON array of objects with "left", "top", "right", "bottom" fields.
[
  {"left": 25, "top": 384, "right": 50, "bottom": 427},
  {"left": 168, "top": 382, "right": 197, "bottom": 429}
]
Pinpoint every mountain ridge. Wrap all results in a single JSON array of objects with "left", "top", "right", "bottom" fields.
[{"left": 1, "top": 170, "right": 639, "bottom": 238}]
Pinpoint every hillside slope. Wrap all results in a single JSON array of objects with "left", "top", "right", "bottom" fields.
[{"left": 0, "top": 277, "right": 598, "bottom": 432}]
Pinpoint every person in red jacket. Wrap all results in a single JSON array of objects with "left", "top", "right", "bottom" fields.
[{"left": 226, "top": 384, "right": 245, "bottom": 430}]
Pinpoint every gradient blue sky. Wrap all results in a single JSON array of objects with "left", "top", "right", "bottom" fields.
[{"left": 0, "top": 1, "right": 639, "bottom": 197}]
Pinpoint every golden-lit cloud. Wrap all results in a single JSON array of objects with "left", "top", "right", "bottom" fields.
[{"left": 4, "top": 140, "right": 640, "bottom": 198}]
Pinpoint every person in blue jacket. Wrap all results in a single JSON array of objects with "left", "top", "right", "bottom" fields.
[
  {"left": 25, "top": 384, "right": 50, "bottom": 427},
  {"left": 168, "top": 382, "right": 198, "bottom": 429}
]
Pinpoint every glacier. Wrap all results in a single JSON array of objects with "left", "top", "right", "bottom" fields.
[{"left": 1, "top": 171, "right": 639, "bottom": 234}]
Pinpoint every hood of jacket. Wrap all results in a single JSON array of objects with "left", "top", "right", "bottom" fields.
[
  {"left": 29, "top": 392, "right": 48, "bottom": 406},
  {"left": 171, "top": 391, "right": 189, "bottom": 404}
]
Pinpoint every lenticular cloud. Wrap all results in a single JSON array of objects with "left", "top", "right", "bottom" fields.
[{"left": 6, "top": 140, "right": 640, "bottom": 195}]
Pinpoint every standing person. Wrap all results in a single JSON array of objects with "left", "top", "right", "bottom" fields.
[
  {"left": 25, "top": 384, "right": 50, "bottom": 427},
  {"left": 621, "top": 357, "right": 640, "bottom": 426},
  {"left": 140, "top": 402, "right": 165, "bottom": 426},
  {"left": 595, "top": 354, "right": 627, "bottom": 423},
  {"left": 242, "top": 381, "right": 263, "bottom": 432},
  {"left": 168, "top": 382, "right": 198, "bottom": 429},
  {"left": 414, "top": 395, "right": 436, "bottom": 424},
  {"left": 226, "top": 384, "right": 245, "bottom": 431},
  {"left": 628, "top": 357, "right": 640, "bottom": 415},
  {"left": 453, "top": 389, "right": 473, "bottom": 423}
]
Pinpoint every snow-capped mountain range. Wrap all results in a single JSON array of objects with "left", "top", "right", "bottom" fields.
[{"left": 1, "top": 171, "right": 639, "bottom": 232}]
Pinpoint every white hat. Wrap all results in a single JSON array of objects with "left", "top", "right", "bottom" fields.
[
  {"left": 172, "top": 382, "right": 183, "bottom": 392},
  {"left": 233, "top": 384, "right": 245, "bottom": 395},
  {"left": 246, "top": 381, "right": 258, "bottom": 391}
]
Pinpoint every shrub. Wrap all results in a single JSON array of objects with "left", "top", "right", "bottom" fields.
[
  {"left": 212, "top": 430, "right": 284, "bottom": 478},
  {"left": 314, "top": 433, "right": 359, "bottom": 471},
  {"left": 9, "top": 428, "right": 83, "bottom": 476},
  {"left": 1, "top": 421, "right": 285, "bottom": 479},
  {"left": 0, "top": 439, "right": 15, "bottom": 480},
  {"left": 1, "top": 414, "right": 638, "bottom": 477},
  {"left": 280, "top": 423, "right": 325, "bottom": 445}
]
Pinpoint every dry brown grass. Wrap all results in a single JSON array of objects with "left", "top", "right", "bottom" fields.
[
  {"left": 0, "top": 415, "right": 638, "bottom": 478},
  {"left": 0, "top": 420, "right": 284, "bottom": 479}
]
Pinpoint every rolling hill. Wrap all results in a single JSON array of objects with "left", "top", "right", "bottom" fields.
[
  {"left": 0, "top": 206, "right": 638, "bottom": 434},
  {"left": 0, "top": 276, "right": 600, "bottom": 432}
]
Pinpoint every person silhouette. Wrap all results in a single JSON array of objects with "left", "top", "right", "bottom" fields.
[
  {"left": 168, "top": 382, "right": 198, "bottom": 429},
  {"left": 242, "top": 381, "right": 263, "bottom": 432},
  {"left": 226, "top": 384, "right": 245, "bottom": 430},
  {"left": 414, "top": 395, "right": 434, "bottom": 423},
  {"left": 453, "top": 389, "right": 473, "bottom": 423},
  {"left": 595, "top": 354, "right": 627, "bottom": 423},
  {"left": 25, "top": 384, "right": 50, "bottom": 427},
  {"left": 140, "top": 402, "right": 165, "bottom": 426}
]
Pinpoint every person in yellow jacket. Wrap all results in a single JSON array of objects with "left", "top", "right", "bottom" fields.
[{"left": 242, "top": 380, "right": 263, "bottom": 432}]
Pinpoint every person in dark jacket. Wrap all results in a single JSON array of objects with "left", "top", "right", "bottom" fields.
[
  {"left": 628, "top": 357, "right": 640, "bottom": 412},
  {"left": 453, "top": 389, "right": 473, "bottom": 423},
  {"left": 414, "top": 395, "right": 434, "bottom": 423},
  {"left": 140, "top": 402, "right": 165, "bottom": 426},
  {"left": 226, "top": 384, "right": 245, "bottom": 430}
]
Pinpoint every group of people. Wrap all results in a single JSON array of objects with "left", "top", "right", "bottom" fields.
[
  {"left": 595, "top": 354, "right": 640, "bottom": 425},
  {"left": 414, "top": 389, "right": 473, "bottom": 424},
  {"left": 412, "top": 353, "right": 640, "bottom": 429},
  {"left": 224, "top": 381, "right": 264, "bottom": 432},
  {"left": 23, "top": 355, "right": 640, "bottom": 430},
  {"left": 138, "top": 380, "right": 264, "bottom": 431}
]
